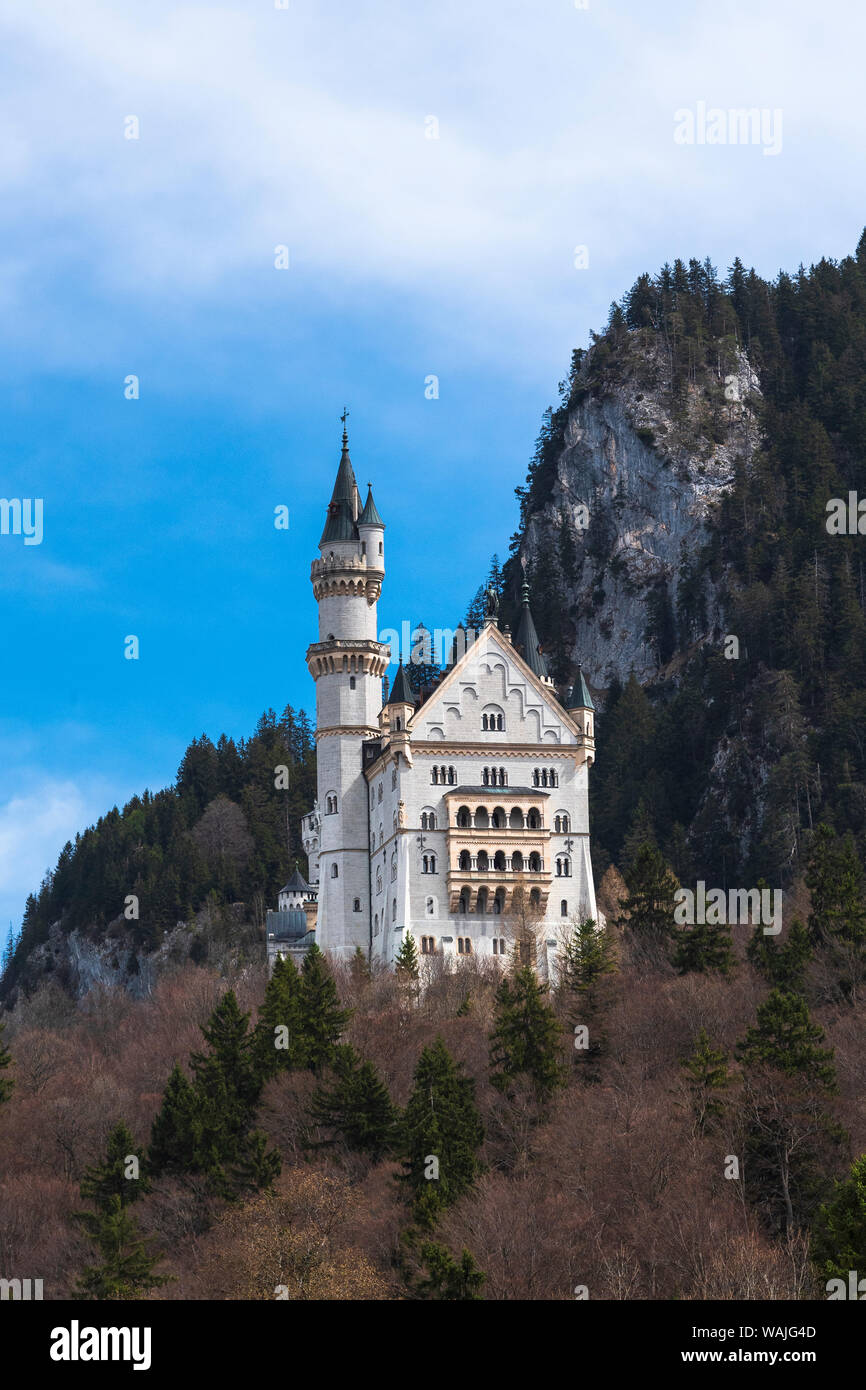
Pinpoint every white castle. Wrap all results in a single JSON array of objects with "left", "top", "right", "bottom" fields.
[{"left": 270, "top": 424, "right": 599, "bottom": 978}]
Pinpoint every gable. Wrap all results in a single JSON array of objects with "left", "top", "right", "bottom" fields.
[{"left": 411, "top": 625, "right": 578, "bottom": 746}]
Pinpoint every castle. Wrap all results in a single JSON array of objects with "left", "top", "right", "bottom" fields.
[{"left": 267, "top": 424, "right": 598, "bottom": 978}]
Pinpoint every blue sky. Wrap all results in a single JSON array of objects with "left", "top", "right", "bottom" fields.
[{"left": 1, "top": 0, "right": 864, "bottom": 947}]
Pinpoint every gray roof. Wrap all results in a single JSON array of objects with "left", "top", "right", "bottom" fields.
[
  {"left": 442, "top": 786, "right": 551, "bottom": 796},
  {"left": 319, "top": 429, "right": 360, "bottom": 544},
  {"left": 267, "top": 909, "right": 309, "bottom": 941},
  {"left": 387, "top": 662, "right": 414, "bottom": 705},
  {"left": 513, "top": 581, "right": 549, "bottom": 680},
  {"left": 358, "top": 484, "right": 384, "bottom": 527},
  {"left": 280, "top": 867, "right": 308, "bottom": 894},
  {"left": 566, "top": 666, "right": 594, "bottom": 711}
]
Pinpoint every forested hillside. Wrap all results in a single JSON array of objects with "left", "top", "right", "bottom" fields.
[
  {"left": 0, "top": 708, "right": 316, "bottom": 1003},
  {"left": 498, "top": 232, "right": 866, "bottom": 888}
]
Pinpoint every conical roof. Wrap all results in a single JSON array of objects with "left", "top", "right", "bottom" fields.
[
  {"left": 320, "top": 426, "right": 360, "bottom": 545},
  {"left": 358, "top": 483, "right": 384, "bottom": 527},
  {"left": 387, "top": 661, "right": 415, "bottom": 705},
  {"left": 282, "top": 866, "right": 309, "bottom": 893},
  {"left": 567, "top": 665, "right": 594, "bottom": 711},
  {"left": 513, "top": 581, "right": 549, "bottom": 680}
]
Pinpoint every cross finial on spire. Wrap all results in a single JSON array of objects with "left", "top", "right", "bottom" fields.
[{"left": 340, "top": 406, "right": 350, "bottom": 450}]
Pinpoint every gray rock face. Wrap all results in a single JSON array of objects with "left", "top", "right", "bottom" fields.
[{"left": 520, "top": 337, "right": 761, "bottom": 686}]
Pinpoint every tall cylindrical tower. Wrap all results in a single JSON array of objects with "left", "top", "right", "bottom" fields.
[{"left": 306, "top": 424, "right": 389, "bottom": 957}]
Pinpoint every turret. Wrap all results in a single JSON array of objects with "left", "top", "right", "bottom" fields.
[
  {"left": 514, "top": 581, "right": 554, "bottom": 686},
  {"left": 566, "top": 664, "right": 595, "bottom": 762}
]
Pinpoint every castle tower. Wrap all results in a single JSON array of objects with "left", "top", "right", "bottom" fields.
[{"left": 306, "top": 420, "right": 389, "bottom": 957}]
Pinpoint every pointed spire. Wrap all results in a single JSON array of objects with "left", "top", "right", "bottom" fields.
[
  {"left": 514, "top": 580, "right": 549, "bottom": 680},
  {"left": 567, "top": 664, "right": 594, "bottom": 711},
  {"left": 359, "top": 482, "right": 384, "bottom": 527},
  {"left": 387, "top": 661, "right": 414, "bottom": 706},
  {"left": 319, "top": 413, "right": 360, "bottom": 545}
]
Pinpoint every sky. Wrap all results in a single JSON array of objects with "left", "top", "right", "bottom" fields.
[{"left": 1, "top": 0, "right": 864, "bottom": 948}]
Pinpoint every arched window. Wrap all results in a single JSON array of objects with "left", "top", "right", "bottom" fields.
[
  {"left": 530, "top": 888, "right": 541, "bottom": 909},
  {"left": 561, "top": 899, "right": 568, "bottom": 917},
  {"left": 529, "top": 852, "right": 542, "bottom": 872},
  {"left": 493, "top": 889, "right": 505, "bottom": 915},
  {"left": 497, "top": 713, "right": 504, "bottom": 731},
  {"left": 377, "top": 783, "right": 383, "bottom": 803},
  {"left": 511, "top": 850, "right": 524, "bottom": 872},
  {"left": 354, "top": 897, "right": 362, "bottom": 912},
  {"left": 440, "top": 766, "right": 448, "bottom": 784},
  {"left": 431, "top": 767, "right": 440, "bottom": 785},
  {"left": 374, "top": 913, "right": 379, "bottom": 935},
  {"left": 556, "top": 856, "right": 571, "bottom": 878},
  {"left": 457, "top": 937, "right": 473, "bottom": 955},
  {"left": 421, "top": 935, "right": 436, "bottom": 953},
  {"left": 426, "top": 897, "right": 435, "bottom": 916},
  {"left": 541, "top": 769, "right": 548, "bottom": 787},
  {"left": 330, "top": 863, "right": 339, "bottom": 879},
  {"left": 392, "top": 899, "right": 397, "bottom": 921},
  {"left": 498, "top": 767, "right": 507, "bottom": 786},
  {"left": 482, "top": 767, "right": 489, "bottom": 786},
  {"left": 533, "top": 769, "right": 540, "bottom": 787},
  {"left": 376, "top": 870, "right": 383, "bottom": 893},
  {"left": 527, "top": 808, "right": 541, "bottom": 830},
  {"left": 474, "top": 807, "right": 489, "bottom": 830},
  {"left": 392, "top": 768, "right": 397, "bottom": 789},
  {"left": 494, "top": 850, "right": 506, "bottom": 871},
  {"left": 459, "top": 889, "right": 469, "bottom": 914},
  {"left": 349, "top": 675, "right": 356, "bottom": 689},
  {"left": 482, "top": 713, "right": 489, "bottom": 731},
  {"left": 492, "top": 808, "right": 506, "bottom": 829},
  {"left": 448, "top": 767, "right": 456, "bottom": 785},
  {"left": 477, "top": 886, "right": 488, "bottom": 914},
  {"left": 552, "top": 771, "right": 559, "bottom": 787},
  {"left": 395, "top": 717, "right": 402, "bottom": 730},
  {"left": 459, "top": 850, "right": 472, "bottom": 871},
  {"left": 422, "top": 854, "right": 437, "bottom": 874},
  {"left": 477, "top": 850, "right": 489, "bottom": 872},
  {"left": 390, "top": 853, "right": 397, "bottom": 881},
  {"left": 509, "top": 807, "right": 524, "bottom": 829},
  {"left": 456, "top": 806, "right": 470, "bottom": 829}
]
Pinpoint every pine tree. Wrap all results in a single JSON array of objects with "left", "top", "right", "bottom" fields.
[
  {"left": 0, "top": 1019, "right": 13, "bottom": 1106},
  {"left": 81, "top": 1121, "right": 148, "bottom": 1208},
  {"left": 805, "top": 825, "right": 866, "bottom": 1002},
  {"left": 559, "top": 917, "right": 617, "bottom": 1066},
  {"left": 299, "top": 944, "right": 352, "bottom": 1073},
  {"left": 811, "top": 1154, "right": 866, "bottom": 1285},
  {"left": 394, "top": 933, "right": 420, "bottom": 984},
  {"left": 615, "top": 844, "right": 680, "bottom": 940},
  {"left": 75, "top": 1195, "right": 169, "bottom": 1300},
  {"left": 253, "top": 954, "right": 307, "bottom": 1079},
  {"left": 230, "top": 1129, "right": 282, "bottom": 1194},
  {"left": 489, "top": 965, "right": 565, "bottom": 1100},
  {"left": 747, "top": 917, "right": 812, "bottom": 993},
  {"left": 307, "top": 1043, "right": 401, "bottom": 1160},
  {"left": 148, "top": 1063, "right": 202, "bottom": 1176},
  {"left": 190, "top": 991, "right": 262, "bottom": 1180},
  {"left": 681, "top": 1029, "right": 731, "bottom": 1133},
  {"left": 402, "top": 1037, "right": 484, "bottom": 1229},
  {"left": 416, "top": 1243, "right": 486, "bottom": 1300},
  {"left": 350, "top": 945, "right": 371, "bottom": 988},
  {"left": 673, "top": 916, "right": 735, "bottom": 976},
  {"left": 735, "top": 989, "right": 842, "bottom": 1237}
]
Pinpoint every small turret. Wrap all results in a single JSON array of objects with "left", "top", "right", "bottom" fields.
[
  {"left": 514, "top": 581, "right": 553, "bottom": 685},
  {"left": 357, "top": 482, "right": 385, "bottom": 573},
  {"left": 565, "top": 664, "right": 595, "bottom": 757}
]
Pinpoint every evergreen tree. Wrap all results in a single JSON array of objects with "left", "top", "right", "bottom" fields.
[
  {"left": 190, "top": 990, "right": 262, "bottom": 1159},
  {"left": 74, "top": 1196, "right": 169, "bottom": 1300},
  {"left": 299, "top": 944, "right": 352, "bottom": 1073},
  {"left": 805, "top": 825, "right": 866, "bottom": 1002},
  {"left": 681, "top": 1029, "right": 731, "bottom": 1133},
  {"left": 616, "top": 844, "right": 680, "bottom": 941},
  {"left": 307, "top": 1044, "right": 401, "bottom": 1160},
  {"left": 394, "top": 932, "right": 420, "bottom": 984},
  {"left": 148, "top": 1063, "right": 202, "bottom": 1176},
  {"left": 489, "top": 965, "right": 565, "bottom": 1101},
  {"left": 735, "top": 989, "right": 842, "bottom": 1237},
  {"left": 747, "top": 917, "right": 812, "bottom": 993},
  {"left": 253, "top": 954, "right": 307, "bottom": 1078},
  {"left": 559, "top": 917, "right": 617, "bottom": 1067},
  {"left": 350, "top": 945, "right": 371, "bottom": 988},
  {"left": 416, "top": 1243, "right": 486, "bottom": 1300},
  {"left": 230, "top": 1129, "right": 282, "bottom": 1194},
  {"left": 402, "top": 1037, "right": 484, "bottom": 1229},
  {"left": 673, "top": 915, "right": 735, "bottom": 976},
  {"left": 0, "top": 1019, "right": 12, "bottom": 1106},
  {"left": 811, "top": 1153, "right": 866, "bottom": 1286},
  {"left": 81, "top": 1121, "right": 148, "bottom": 1209}
]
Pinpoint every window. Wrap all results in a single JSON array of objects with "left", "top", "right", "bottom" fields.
[
  {"left": 527, "top": 808, "right": 541, "bottom": 830},
  {"left": 448, "top": 767, "right": 456, "bottom": 785},
  {"left": 457, "top": 937, "right": 473, "bottom": 955},
  {"left": 395, "top": 717, "right": 402, "bottom": 730},
  {"left": 422, "top": 854, "right": 437, "bottom": 874},
  {"left": 492, "top": 938, "right": 507, "bottom": 955},
  {"left": 378, "top": 541, "right": 383, "bottom": 555},
  {"left": 456, "top": 807, "right": 470, "bottom": 828},
  {"left": 556, "top": 856, "right": 572, "bottom": 877},
  {"left": 561, "top": 899, "right": 568, "bottom": 917},
  {"left": 330, "top": 863, "right": 339, "bottom": 879},
  {"left": 421, "top": 811, "right": 436, "bottom": 830},
  {"left": 459, "top": 888, "right": 470, "bottom": 914},
  {"left": 421, "top": 935, "right": 436, "bottom": 954},
  {"left": 374, "top": 913, "right": 379, "bottom": 936},
  {"left": 326, "top": 793, "right": 338, "bottom": 814},
  {"left": 555, "top": 813, "right": 570, "bottom": 833},
  {"left": 498, "top": 767, "right": 507, "bottom": 786},
  {"left": 377, "top": 783, "right": 383, "bottom": 803},
  {"left": 432, "top": 766, "right": 440, "bottom": 784},
  {"left": 477, "top": 851, "right": 489, "bottom": 872},
  {"left": 392, "top": 899, "right": 397, "bottom": 921},
  {"left": 529, "top": 852, "right": 542, "bottom": 872},
  {"left": 497, "top": 713, "right": 504, "bottom": 731},
  {"left": 482, "top": 767, "right": 489, "bottom": 786},
  {"left": 425, "top": 897, "right": 435, "bottom": 916},
  {"left": 492, "top": 807, "right": 506, "bottom": 829},
  {"left": 482, "top": 714, "right": 488, "bottom": 731},
  {"left": 349, "top": 676, "right": 356, "bottom": 689},
  {"left": 354, "top": 898, "right": 362, "bottom": 912},
  {"left": 458, "top": 850, "right": 471, "bottom": 871},
  {"left": 533, "top": 769, "right": 540, "bottom": 787},
  {"left": 391, "top": 853, "right": 397, "bottom": 881},
  {"left": 511, "top": 850, "right": 523, "bottom": 872},
  {"left": 376, "top": 870, "right": 382, "bottom": 894},
  {"left": 392, "top": 768, "right": 397, "bottom": 789}
]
